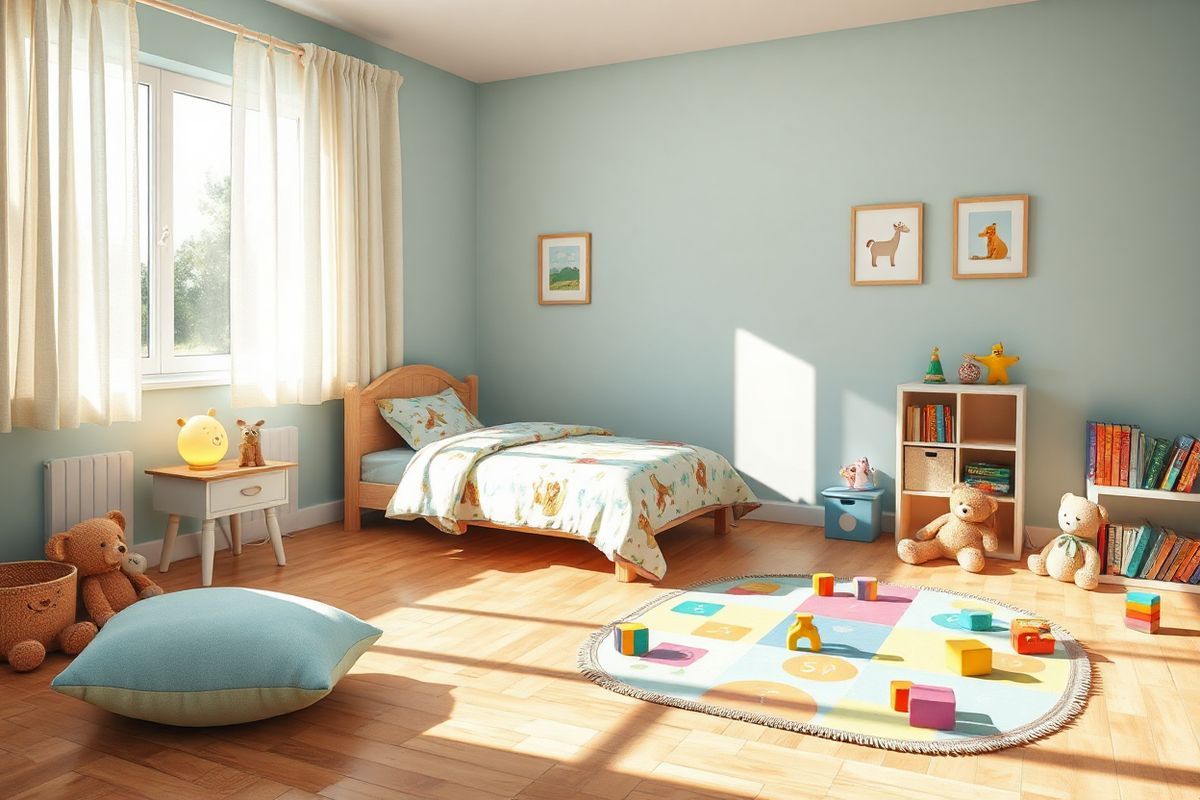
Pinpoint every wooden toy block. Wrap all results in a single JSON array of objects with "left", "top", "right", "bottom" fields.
[
  {"left": 1125, "top": 591, "right": 1160, "bottom": 608},
  {"left": 785, "top": 613, "right": 822, "bottom": 652},
  {"left": 1011, "top": 618, "right": 1056, "bottom": 655},
  {"left": 1125, "top": 608, "right": 1160, "bottom": 623},
  {"left": 945, "top": 638, "right": 992, "bottom": 676},
  {"left": 853, "top": 576, "right": 877, "bottom": 601},
  {"left": 908, "top": 684, "right": 956, "bottom": 731},
  {"left": 812, "top": 573, "right": 834, "bottom": 596},
  {"left": 1125, "top": 617, "right": 1159, "bottom": 634},
  {"left": 613, "top": 622, "right": 649, "bottom": 655},
  {"left": 959, "top": 609, "right": 993, "bottom": 631},
  {"left": 890, "top": 680, "right": 912, "bottom": 712}
]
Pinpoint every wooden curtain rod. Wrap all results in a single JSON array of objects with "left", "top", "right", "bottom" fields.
[{"left": 136, "top": 0, "right": 305, "bottom": 57}]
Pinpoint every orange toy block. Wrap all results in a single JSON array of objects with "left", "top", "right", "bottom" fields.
[
  {"left": 812, "top": 573, "right": 834, "bottom": 596},
  {"left": 1011, "top": 618, "right": 1055, "bottom": 655},
  {"left": 890, "top": 680, "right": 913, "bottom": 712}
]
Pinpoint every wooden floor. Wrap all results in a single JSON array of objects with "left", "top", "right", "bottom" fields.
[{"left": 2, "top": 516, "right": 1199, "bottom": 800}]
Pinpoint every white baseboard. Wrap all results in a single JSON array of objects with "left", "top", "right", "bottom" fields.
[
  {"left": 136, "top": 499, "right": 343, "bottom": 568},
  {"left": 747, "top": 500, "right": 896, "bottom": 533}
]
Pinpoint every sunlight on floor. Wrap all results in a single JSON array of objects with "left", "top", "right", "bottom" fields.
[{"left": 733, "top": 329, "right": 815, "bottom": 503}]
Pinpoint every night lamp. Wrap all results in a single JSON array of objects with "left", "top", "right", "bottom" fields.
[{"left": 176, "top": 408, "right": 229, "bottom": 470}]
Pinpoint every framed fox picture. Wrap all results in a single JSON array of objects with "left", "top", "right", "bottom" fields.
[
  {"left": 953, "top": 195, "right": 1029, "bottom": 279},
  {"left": 538, "top": 232, "right": 592, "bottom": 305},
  {"left": 850, "top": 202, "right": 923, "bottom": 286}
]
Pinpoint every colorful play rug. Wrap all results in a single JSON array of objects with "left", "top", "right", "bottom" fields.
[{"left": 579, "top": 574, "right": 1091, "bottom": 755}]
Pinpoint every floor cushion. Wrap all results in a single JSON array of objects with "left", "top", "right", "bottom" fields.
[{"left": 52, "top": 588, "right": 381, "bottom": 726}]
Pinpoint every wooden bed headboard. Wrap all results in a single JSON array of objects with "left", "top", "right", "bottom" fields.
[{"left": 345, "top": 364, "right": 479, "bottom": 460}]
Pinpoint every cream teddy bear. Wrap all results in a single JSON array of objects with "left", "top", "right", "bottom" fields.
[
  {"left": 897, "top": 483, "right": 999, "bottom": 572},
  {"left": 1027, "top": 492, "right": 1106, "bottom": 590}
]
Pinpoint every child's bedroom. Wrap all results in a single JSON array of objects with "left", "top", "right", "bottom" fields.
[{"left": 1, "top": 0, "right": 1197, "bottom": 797}]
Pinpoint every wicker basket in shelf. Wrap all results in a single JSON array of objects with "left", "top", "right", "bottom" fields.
[{"left": 903, "top": 446, "right": 955, "bottom": 492}]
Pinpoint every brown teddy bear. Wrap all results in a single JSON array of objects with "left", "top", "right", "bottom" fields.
[
  {"left": 1027, "top": 492, "right": 1106, "bottom": 590},
  {"left": 46, "top": 511, "right": 164, "bottom": 628},
  {"left": 236, "top": 418, "right": 266, "bottom": 467},
  {"left": 897, "top": 483, "right": 999, "bottom": 572},
  {"left": 0, "top": 563, "right": 97, "bottom": 672}
]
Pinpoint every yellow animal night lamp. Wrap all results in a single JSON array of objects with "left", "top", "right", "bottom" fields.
[
  {"left": 176, "top": 409, "right": 229, "bottom": 470},
  {"left": 966, "top": 342, "right": 1021, "bottom": 385}
]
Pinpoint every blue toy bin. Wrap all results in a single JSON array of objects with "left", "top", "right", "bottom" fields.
[{"left": 820, "top": 487, "right": 885, "bottom": 542}]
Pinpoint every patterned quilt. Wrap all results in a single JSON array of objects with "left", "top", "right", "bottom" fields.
[{"left": 385, "top": 422, "right": 758, "bottom": 579}]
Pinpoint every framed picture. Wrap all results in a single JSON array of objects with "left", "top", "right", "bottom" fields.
[
  {"left": 538, "top": 232, "right": 591, "bottom": 305},
  {"left": 953, "top": 195, "right": 1029, "bottom": 279},
  {"left": 850, "top": 202, "right": 923, "bottom": 286}
]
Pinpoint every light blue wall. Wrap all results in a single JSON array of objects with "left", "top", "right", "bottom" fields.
[
  {"left": 475, "top": 0, "right": 1200, "bottom": 528},
  {"left": 0, "top": 0, "right": 476, "bottom": 559}
]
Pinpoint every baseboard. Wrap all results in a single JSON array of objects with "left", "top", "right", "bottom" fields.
[
  {"left": 746, "top": 500, "right": 896, "bottom": 533},
  {"left": 136, "top": 499, "right": 343, "bottom": 568}
]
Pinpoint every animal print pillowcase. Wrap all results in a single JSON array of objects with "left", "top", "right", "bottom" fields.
[{"left": 376, "top": 388, "right": 483, "bottom": 449}]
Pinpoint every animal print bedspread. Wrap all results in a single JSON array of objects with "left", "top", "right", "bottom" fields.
[{"left": 385, "top": 422, "right": 758, "bottom": 580}]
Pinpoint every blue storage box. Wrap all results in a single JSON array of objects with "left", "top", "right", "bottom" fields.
[{"left": 820, "top": 487, "right": 885, "bottom": 542}]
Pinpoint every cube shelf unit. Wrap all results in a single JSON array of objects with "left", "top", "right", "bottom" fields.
[
  {"left": 895, "top": 382, "right": 1027, "bottom": 561},
  {"left": 1086, "top": 482, "right": 1200, "bottom": 595}
]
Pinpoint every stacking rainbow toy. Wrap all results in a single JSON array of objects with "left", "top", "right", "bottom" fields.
[{"left": 1124, "top": 591, "right": 1159, "bottom": 634}]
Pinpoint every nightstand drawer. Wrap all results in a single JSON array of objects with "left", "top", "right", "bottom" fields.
[{"left": 210, "top": 470, "right": 288, "bottom": 515}]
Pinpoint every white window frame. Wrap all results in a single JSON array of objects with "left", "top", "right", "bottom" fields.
[{"left": 139, "top": 65, "right": 232, "bottom": 388}]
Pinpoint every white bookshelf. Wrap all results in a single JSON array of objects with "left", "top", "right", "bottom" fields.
[
  {"left": 896, "top": 382, "right": 1026, "bottom": 561},
  {"left": 1088, "top": 480, "right": 1200, "bottom": 595}
]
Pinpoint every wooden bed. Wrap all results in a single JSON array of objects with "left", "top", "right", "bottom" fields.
[{"left": 343, "top": 364, "right": 733, "bottom": 582}]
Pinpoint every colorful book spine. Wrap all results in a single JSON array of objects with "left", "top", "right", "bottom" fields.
[
  {"left": 1110, "top": 425, "right": 1122, "bottom": 488},
  {"left": 1182, "top": 543, "right": 1200, "bottom": 583},
  {"left": 935, "top": 406, "right": 946, "bottom": 443},
  {"left": 1175, "top": 540, "right": 1200, "bottom": 581},
  {"left": 1085, "top": 422, "right": 1098, "bottom": 484},
  {"left": 1143, "top": 530, "right": 1176, "bottom": 580},
  {"left": 1155, "top": 535, "right": 1184, "bottom": 581},
  {"left": 1119, "top": 425, "right": 1131, "bottom": 487},
  {"left": 1176, "top": 441, "right": 1200, "bottom": 493},
  {"left": 1143, "top": 439, "right": 1171, "bottom": 489},
  {"left": 1167, "top": 538, "right": 1196, "bottom": 581},
  {"left": 1103, "top": 524, "right": 1114, "bottom": 575},
  {"left": 944, "top": 406, "right": 953, "bottom": 443},
  {"left": 1115, "top": 525, "right": 1125, "bottom": 576},
  {"left": 1120, "top": 527, "right": 1135, "bottom": 575},
  {"left": 1130, "top": 428, "right": 1142, "bottom": 489},
  {"left": 1128, "top": 524, "right": 1161, "bottom": 578},
  {"left": 1160, "top": 435, "right": 1196, "bottom": 491},
  {"left": 1101, "top": 424, "right": 1113, "bottom": 485}
]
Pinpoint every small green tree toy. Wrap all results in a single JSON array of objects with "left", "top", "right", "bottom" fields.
[{"left": 924, "top": 347, "right": 946, "bottom": 383}]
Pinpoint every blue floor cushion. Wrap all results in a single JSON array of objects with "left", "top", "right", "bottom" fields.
[{"left": 52, "top": 588, "right": 381, "bottom": 726}]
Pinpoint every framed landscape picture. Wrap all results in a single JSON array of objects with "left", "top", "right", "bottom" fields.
[
  {"left": 953, "top": 195, "right": 1029, "bottom": 279},
  {"left": 538, "top": 232, "right": 592, "bottom": 305},
  {"left": 850, "top": 202, "right": 923, "bottom": 286}
]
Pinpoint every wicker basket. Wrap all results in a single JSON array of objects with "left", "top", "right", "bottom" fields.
[
  {"left": 0, "top": 561, "right": 79, "bottom": 659},
  {"left": 903, "top": 446, "right": 956, "bottom": 492}
]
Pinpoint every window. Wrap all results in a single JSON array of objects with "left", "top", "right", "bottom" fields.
[{"left": 138, "top": 66, "right": 232, "bottom": 386}]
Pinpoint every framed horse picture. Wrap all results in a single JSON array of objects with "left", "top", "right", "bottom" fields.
[
  {"left": 850, "top": 202, "right": 923, "bottom": 286},
  {"left": 953, "top": 195, "right": 1029, "bottom": 279}
]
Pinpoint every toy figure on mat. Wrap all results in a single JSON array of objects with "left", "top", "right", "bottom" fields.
[{"left": 966, "top": 342, "right": 1020, "bottom": 385}]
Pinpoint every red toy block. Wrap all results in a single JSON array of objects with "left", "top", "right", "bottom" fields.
[{"left": 1011, "top": 618, "right": 1055, "bottom": 655}]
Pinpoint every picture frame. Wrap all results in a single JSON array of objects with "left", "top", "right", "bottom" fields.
[
  {"left": 850, "top": 202, "right": 923, "bottom": 286},
  {"left": 953, "top": 195, "right": 1029, "bottom": 279},
  {"left": 538, "top": 232, "right": 592, "bottom": 305}
]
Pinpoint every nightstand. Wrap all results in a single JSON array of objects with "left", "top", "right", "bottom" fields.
[{"left": 145, "top": 459, "right": 297, "bottom": 586}]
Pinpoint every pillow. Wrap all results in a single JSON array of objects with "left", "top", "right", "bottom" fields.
[
  {"left": 51, "top": 588, "right": 381, "bottom": 727},
  {"left": 376, "top": 387, "right": 482, "bottom": 449}
]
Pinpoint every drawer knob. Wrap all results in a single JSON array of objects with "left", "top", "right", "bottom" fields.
[{"left": 240, "top": 485, "right": 263, "bottom": 497}]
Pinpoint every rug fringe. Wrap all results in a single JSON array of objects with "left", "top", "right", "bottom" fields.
[{"left": 577, "top": 573, "right": 1092, "bottom": 756}]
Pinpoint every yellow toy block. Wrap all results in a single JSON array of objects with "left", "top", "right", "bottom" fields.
[
  {"left": 786, "top": 613, "right": 821, "bottom": 652},
  {"left": 812, "top": 573, "right": 834, "bottom": 596},
  {"left": 945, "top": 638, "right": 992, "bottom": 676}
]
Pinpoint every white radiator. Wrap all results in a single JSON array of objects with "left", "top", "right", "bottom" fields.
[{"left": 44, "top": 451, "right": 135, "bottom": 541}]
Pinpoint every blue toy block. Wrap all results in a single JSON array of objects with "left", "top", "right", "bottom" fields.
[{"left": 959, "top": 610, "right": 993, "bottom": 631}]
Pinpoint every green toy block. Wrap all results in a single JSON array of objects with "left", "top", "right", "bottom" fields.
[{"left": 959, "top": 610, "right": 993, "bottom": 631}]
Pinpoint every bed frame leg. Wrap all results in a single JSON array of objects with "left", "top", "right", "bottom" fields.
[
  {"left": 345, "top": 507, "right": 360, "bottom": 532},
  {"left": 714, "top": 507, "right": 731, "bottom": 535},
  {"left": 615, "top": 562, "right": 638, "bottom": 583}
]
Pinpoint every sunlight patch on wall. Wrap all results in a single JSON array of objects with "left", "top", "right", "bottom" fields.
[
  {"left": 841, "top": 389, "right": 895, "bottom": 476},
  {"left": 734, "top": 329, "right": 815, "bottom": 503}
]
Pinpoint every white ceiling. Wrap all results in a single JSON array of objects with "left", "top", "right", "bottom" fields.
[{"left": 266, "top": 0, "right": 1036, "bottom": 84}]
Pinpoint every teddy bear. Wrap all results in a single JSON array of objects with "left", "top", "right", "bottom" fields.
[
  {"left": 236, "top": 418, "right": 266, "bottom": 467},
  {"left": 45, "top": 511, "right": 164, "bottom": 628},
  {"left": 897, "top": 483, "right": 999, "bottom": 572},
  {"left": 0, "top": 566, "right": 97, "bottom": 672},
  {"left": 1027, "top": 492, "right": 1106, "bottom": 590}
]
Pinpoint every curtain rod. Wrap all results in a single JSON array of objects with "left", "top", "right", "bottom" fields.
[{"left": 136, "top": 0, "right": 305, "bottom": 57}]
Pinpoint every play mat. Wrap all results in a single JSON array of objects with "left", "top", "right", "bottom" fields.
[{"left": 579, "top": 574, "right": 1091, "bottom": 755}]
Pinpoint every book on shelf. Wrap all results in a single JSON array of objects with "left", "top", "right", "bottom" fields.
[
  {"left": 905, "top": 404, "right": 954, "bottom": 444},
  {"left": 1086, "top": 421, "right": 1198, "bottom": 493},
  {"left": 1111, "top": 520, "right": 1200, "bottom": 584}
]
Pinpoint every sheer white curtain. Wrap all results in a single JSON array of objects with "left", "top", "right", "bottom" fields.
[
  {"left": 1, "top": 0, "right": 141, "bottom": 432},
  {"left": 230, "top": 38, "right": 403, "bottom": 408}
]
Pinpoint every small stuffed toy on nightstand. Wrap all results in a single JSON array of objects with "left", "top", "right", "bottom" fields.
[
  {"left": 1028, "top": 492, "right": 1105, "bottom": 590},
  {"left": 46, "top": 511, "right": 164, "bottom": 628},
  {"left": 237, "top": 418, "right": 266, "bottom": 467}
]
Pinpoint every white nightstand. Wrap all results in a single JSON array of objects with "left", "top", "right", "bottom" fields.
[{"left": 146, "top": 459, "right": 297, "bottom": 586}]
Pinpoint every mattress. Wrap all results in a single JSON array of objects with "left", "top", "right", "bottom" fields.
[{"left": 361, "top": 447, "right": 417, "bottom": 484}]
